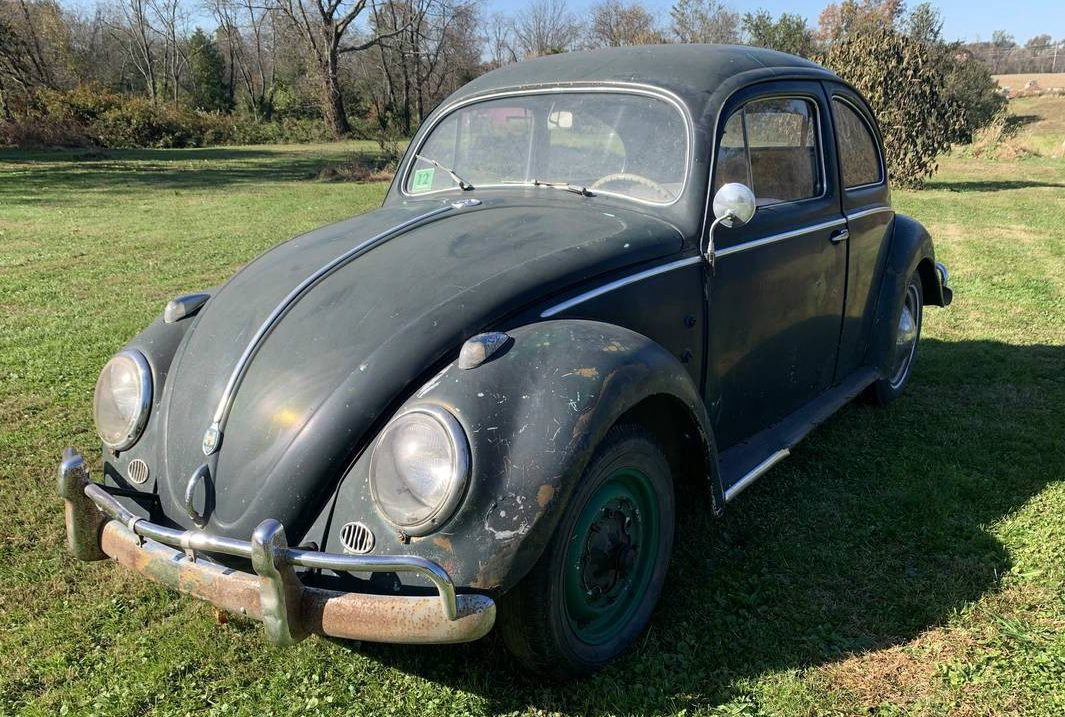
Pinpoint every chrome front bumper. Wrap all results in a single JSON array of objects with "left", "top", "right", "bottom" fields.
[{"left": 58, "top": 449, "right": 495, "bottom": 645}]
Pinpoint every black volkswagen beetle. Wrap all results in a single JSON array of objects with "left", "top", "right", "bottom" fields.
[{"left": 60, "top": 45, "right": 952, "bottom": 678}]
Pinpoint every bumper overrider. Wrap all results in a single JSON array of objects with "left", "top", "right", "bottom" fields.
[
  {"left": 936, "top": 261, "right": 953, "bottom": 306},
  {"left": 58, "top": 449, "right": 495, "bottom": 645}
]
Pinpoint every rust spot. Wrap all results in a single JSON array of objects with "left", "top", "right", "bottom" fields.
[
  {"left": 574, "top": 367, "right": 598, "bottom": 378},
  {"left": 536, "top": 484, "right": 555, "bottom": 508},
  {"left": 433, "top": 536, "right": 454, "bottom": 552}
]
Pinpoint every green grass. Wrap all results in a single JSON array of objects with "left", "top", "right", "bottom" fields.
[{"left": 1, "top": 135, "right": 1064, "bottom": 716}]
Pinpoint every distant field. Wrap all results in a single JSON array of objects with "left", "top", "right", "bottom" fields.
[
  {"left": 999, "top": 95, "right": 1065, "bottom": 157},
  {"left": 2, "top": 114, "right": 1065, "bottom": 715},
  {"left": 993, "top": 72, "right": 1065, "bottom": 90}
]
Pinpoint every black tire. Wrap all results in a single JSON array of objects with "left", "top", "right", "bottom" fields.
[
  {"left": 497, "top": 423, "right": 675, "bottom": 679},
  {"left": 866, "top": 269, "right": 924, "bottom": 405}
]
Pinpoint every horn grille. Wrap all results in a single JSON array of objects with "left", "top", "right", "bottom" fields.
[
  {"left": 127, "top": 458, "right": 150, "bottom": 485},
  {"left": 339, "top": 522, "right": 375, "bottom": 554}
]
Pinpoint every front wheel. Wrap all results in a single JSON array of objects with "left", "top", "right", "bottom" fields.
[
  {"left": 498, "top": 424, "right": 675, "bottom": 679},
  {"left": 867, "top": 270, "right": 924, "bottom": 405}
]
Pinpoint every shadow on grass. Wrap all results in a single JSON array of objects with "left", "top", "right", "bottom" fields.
[
  {"left": 926, "top": 179, "right": 1065, "bottom": 192},
  {"left": 350, "top": 337, "right": 1064, "bottom": 713},
  {"left": 0, "top": 146, "right": 376, "bottom": 206}
]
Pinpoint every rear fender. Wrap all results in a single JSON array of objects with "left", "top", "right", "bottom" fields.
[{"left": 868, "top": 214, "right": 944, "bottom": 374}]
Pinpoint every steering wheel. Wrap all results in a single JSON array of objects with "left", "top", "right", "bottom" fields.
[{"left": 589, "top": 173, "right": 672, "bottom": 201}]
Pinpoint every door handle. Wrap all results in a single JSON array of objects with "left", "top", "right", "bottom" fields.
[{"left": 829, "top": 228, "right": 849, "bottom": 243}]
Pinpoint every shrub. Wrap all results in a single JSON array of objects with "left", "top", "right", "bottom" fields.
[
  {"left": 821, "top": 28, "right": 962, "bottom": 188},
  {"left": 0, "top": 86, "right": 339, "bottom": 149}
]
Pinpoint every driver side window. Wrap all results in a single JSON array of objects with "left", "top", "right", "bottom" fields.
[{"left": 713, "top": 97, "right": 823, "bottom": 206}]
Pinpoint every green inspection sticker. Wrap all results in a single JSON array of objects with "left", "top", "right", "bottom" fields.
[{"left": 411, "top": 167, "right": 435, "bottom": 192}]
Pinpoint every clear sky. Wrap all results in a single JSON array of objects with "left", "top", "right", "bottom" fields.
[{"left": 482, "top": 0, "right": 1063, "bottom": 44}]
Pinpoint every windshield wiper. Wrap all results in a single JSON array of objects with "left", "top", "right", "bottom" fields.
[
  {"left": 414, "top": 154, "right": 474, "bottom": 191},
  {"left": 503, "top": 179, "right": 595, "bottom": 197}
]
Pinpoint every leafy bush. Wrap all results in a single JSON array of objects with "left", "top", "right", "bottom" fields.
[
  {"left": 821, "top": 28, "right": 962, "bottom": 188},
  {"left": 0, "top": 86, "right": 336, "bottom": 149}
]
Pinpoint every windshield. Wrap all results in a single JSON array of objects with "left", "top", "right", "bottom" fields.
[{"left": 405, "top": 91, "right": 689, "bottom": 204}]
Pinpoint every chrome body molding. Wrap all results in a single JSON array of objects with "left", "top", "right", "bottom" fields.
[
  {"left": 202, "top": 203, "right": 466, "bottom": 455},
  {"left": 540, "top": 255, "right": 703, "bottom": 318},
  {"left": 723, "top": 448, "right": 791, "bottom": 502},
  {"left": 715, "top": 218, "right": 847, "bottom": 259},
  {"left": 539, "top": 206, "right": 894, "bottom": 316},
  {"left": 845, "top": 206, "right": 895, "bottom": 222}
]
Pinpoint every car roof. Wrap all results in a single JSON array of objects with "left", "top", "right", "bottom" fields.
[{"left": 449, "top": 44, "right": 840, "bottom": 119}]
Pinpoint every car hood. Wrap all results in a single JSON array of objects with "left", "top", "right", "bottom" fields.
[{"left": 156, "top": 196, "right": 683, "bottom": 538}]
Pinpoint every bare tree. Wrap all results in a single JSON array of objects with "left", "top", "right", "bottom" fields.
[
  {"left": 107, "top": 0, "right": 159, "bottom": 100},
  {"left": 670, "top": 0, "right": 739, "bottom": 44},
  {"left": 512, "top": 0, "right": 580, "bottom": 57},
  {"left": 587, "top": 0, "right": 662, "bottom": 47},
  {"left": 0, "top": 0, "right": 63, "bottom": 95},
  {"left": 148, "top": 0, "right": 191, "bottom": 105},
  {"left": 366, "top": 0, "right": 477, "bottom": 135},
  {"left": 484, "top": 11, "right": 518, "bottom": 67},
  {"left": 269, "top": 0, "right": 413, "bottom": 137},
  {"left": 209, "top": 0, "right": 279, "bottom": 118}
]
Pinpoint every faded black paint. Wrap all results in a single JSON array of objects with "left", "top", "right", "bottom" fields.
[{"left": 94, "top": 45, "right": 948, "bottom": 603}]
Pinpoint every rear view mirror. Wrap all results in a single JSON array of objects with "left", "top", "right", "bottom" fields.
[{"left": 712, "top": 182, "right": 756, "bottom": 228}]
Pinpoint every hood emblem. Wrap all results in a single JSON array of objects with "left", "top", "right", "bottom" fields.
[{"left": 200, "top": 202, "right": 480, "bottom": 455}]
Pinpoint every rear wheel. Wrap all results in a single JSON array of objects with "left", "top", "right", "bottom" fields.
[
  {"left": 498, "top": 424, "right": 674, "bottom": 679},
  {"left": 867, "top": 270, "right": 923, "bottom": 405}
]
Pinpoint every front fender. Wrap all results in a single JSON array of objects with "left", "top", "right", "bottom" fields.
[{"left": 323, "top": 320, "right": 717, "bottom": 594}]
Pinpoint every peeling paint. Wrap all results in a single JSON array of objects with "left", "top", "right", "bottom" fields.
[{"left": 536, "top": 484, "right": 555, "bottom": 508}]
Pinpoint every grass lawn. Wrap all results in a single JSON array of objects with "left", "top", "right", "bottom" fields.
[{"left": 1, "top": 129, "right": 1063, "bottom": 716}]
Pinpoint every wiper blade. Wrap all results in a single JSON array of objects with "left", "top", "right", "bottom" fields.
[
  {"left": 414, "top": 154, "right": 474, "bottom": 191},
  {"left": 502, "top": 179, "right": 595, "bottom": 197}
]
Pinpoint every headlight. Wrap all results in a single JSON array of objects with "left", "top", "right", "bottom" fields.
[
  {"left": 369, "top": 406, "right": 469, "bottom": 535},
  {"left": 93, "top": 349, "right": 152, "bottom": 451}
]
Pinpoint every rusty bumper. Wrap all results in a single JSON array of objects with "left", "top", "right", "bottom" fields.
[{"left": 58, "top": 449, "right": 495, "bottom": 645}]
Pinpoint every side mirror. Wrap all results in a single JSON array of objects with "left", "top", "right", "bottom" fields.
[{"left": 712, "top": 182, "right": 756, "bottom": 228}]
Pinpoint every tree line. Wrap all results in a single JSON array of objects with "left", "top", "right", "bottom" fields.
[{"left": 1, "top": 0, "right": 1016, "bottom": 185}]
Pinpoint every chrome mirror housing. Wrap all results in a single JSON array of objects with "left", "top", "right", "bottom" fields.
[{"left": 712, "top": 182, "right": 756, "bottom": 228}]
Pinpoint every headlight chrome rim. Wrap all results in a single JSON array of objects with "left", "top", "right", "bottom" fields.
[
  {"left": 93, "top": 349, "right": 153, "bottom": 451},
  {"left": 369, "top": 405, "right": 470, "bottom": 536}
]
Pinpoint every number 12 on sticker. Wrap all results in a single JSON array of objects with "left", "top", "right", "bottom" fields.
[{"left": 412, "top": 168, "right": 435, "bottom": 192}]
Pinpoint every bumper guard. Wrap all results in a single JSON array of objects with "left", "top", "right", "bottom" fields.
[{"left": 58, "top": 449, "right": 495, "bottom": 645}]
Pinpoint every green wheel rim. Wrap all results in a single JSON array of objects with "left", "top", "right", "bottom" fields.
[{"left": 562, "top": 466, "right": 661, "bottom": 645}]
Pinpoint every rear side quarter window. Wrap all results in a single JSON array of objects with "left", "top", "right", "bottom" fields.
[{"left": 832, "top": 98, "right": 884, "bottom": 189}]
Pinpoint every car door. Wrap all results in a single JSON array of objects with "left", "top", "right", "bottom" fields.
[
  {"left": 704, "top": 81, "right": 848, "bottom": 450},
  {"left": 826, "top": 84, "right": 894, "bottom": 378}
]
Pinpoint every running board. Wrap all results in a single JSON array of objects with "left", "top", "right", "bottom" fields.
[{"left": 718, "top": 368, "right": 877, "bottom": 502}]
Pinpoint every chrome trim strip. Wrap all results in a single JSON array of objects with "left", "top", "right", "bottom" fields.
[
  {"left": 715, "top": 218, "right": 847, "bottom": 259},
  {"left": 399, "top": 84, "right": 694, "bottom": 208},
  {"left": 540, "top": 255, "right": 703, "bottom": 318},
  {"left": 724, "top": 448, "right": 790, "bottom": 502},
  {"left": 203, "top": 203, "right": 460, "bottom": 454},
  {"left": 845, "top": 206, "right": 894, "bottom": 222}
]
